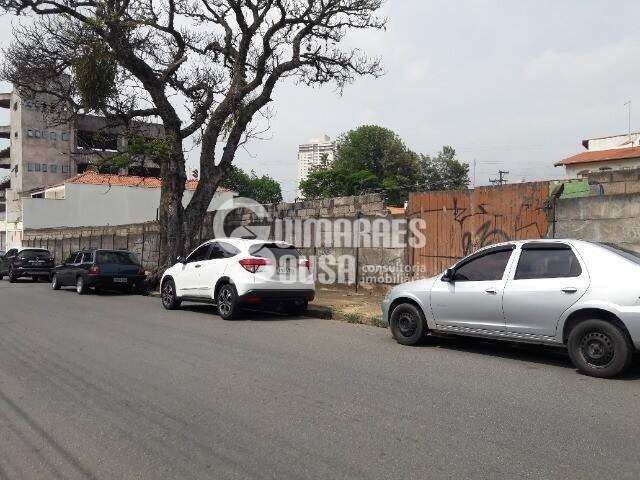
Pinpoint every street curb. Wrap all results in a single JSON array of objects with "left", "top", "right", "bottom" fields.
[{"left": 148, "top": 291, "right": 383, "bottom": 327}]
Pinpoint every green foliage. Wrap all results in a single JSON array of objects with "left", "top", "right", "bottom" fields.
[
  {"left": 220, "top": 166, "right": 283, "bottom": 204},
  {"left": 299, "top": 126, "right": 470, "bottom": 204},
  {"left": 417, "top": 146, "right": 470, "bottom": 191},
  {"left": 109, "top": 132, "right": 171, "bottom": 169},
  {"left": 70, "top": 37, "right": 117, "bottom": 111},
  {"left": 299, "top": 125, "right": 421, "bottom": 204}
]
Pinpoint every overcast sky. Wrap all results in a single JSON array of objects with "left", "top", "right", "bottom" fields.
[{"left": 2, "top": 0, "right": 640, "bottom": 200}]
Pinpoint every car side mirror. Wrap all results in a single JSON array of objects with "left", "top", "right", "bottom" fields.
[
  {"left": 442, "top": 268, "right": 455, "bottom": 283},
  {"left": 176, "top": 256, "right": 186, "bottom": 264}
]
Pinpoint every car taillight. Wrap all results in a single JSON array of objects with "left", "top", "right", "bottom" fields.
[
  {"left": 300, "top": 258, "right": 311, "bottom": 270},
  {"left": 88, "top": 265, "right": 100, "bottom": 275},
  {"left": 239, "top": 258, "right": 269, "bottom": 273}
]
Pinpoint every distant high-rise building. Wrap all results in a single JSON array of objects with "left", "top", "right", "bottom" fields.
[{"left": 296, "top": 134, "right": 335, "bottom": 198}]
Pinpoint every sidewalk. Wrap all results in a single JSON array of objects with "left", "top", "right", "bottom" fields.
[{"left": 307, "top": 285, "right": 388, "bottom": 328}]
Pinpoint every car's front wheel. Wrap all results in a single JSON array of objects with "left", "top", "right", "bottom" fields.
[
  {"left": 390, "top": 302, "right": 428, "bottom": 346},
  {"left": 76, "top": 276, "right": 88, "bottom": 295},
  {"left": 161, "top": 278, "right": 182, "bottom": 310},
  {"left": 567, "top": 319, "right": 634, "bottom": 378},
  {"left": 51, "top": 274, "right": 61, "bottom": 290},
  {"left": 217, "top": 284, "right": 240, "bottom": 320},
  {"left": 8, "top": 268, "right": 17, "bottom": 283}
]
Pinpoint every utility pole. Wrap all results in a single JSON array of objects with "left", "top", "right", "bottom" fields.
[{"left": 489, "top": 170, "right": 509, "bottom": 186}]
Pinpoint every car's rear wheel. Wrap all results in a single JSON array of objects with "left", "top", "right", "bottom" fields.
[
  {"left": 567, "top": 319, "right": 633, "bottom": 378},
  {"left": 51, "top": 274, "right": 61, "bottom": 290},
  {"left": 287, "top": 299, "right": 308, "bottom": 316},
  {"left": 76, "top": 276, "right": 88, "bottom": 295},
  {"left": 390, "top": 302, "right": 428, "bottom": 346},
  {"left": 217, "top": 284, "right": 240, "bottom": 320},
  {"left": 161, "top": 278, "right": 182, "bottom": 310},
  {"left": 8, "top": 268, "right": 17, "bottom": 283}
]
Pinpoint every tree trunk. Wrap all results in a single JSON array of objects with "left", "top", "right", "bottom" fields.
[{"left": 158, "top": 138, "right": 187, "bottom": 267}]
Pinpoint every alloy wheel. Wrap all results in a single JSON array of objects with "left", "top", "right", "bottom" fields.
[
  {"left": 218, "top": 286, "right": 233, "bottom": 317},
  {"left": 162, "top": 281, "right": 175, "bottom": 307}
]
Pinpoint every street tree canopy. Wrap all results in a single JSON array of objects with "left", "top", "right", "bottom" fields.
[
  {"left": 299, "top": 125, "right": 469, "bottom": 204},
  {"left": 0, "top": 0, "right": 385, "bottom": 267},
  {"left": 220, "top": 166, "right": 283, "bottom": 205}
]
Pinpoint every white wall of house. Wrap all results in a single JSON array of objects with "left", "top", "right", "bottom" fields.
[
  {"left": 586, "top": 133, "right": 640, "bottom": 151},
  {"left": 22, "top": 183, "right": 235, "bottom": 229},
  {"left": 564, "top": 157, "right": 640, "bottom": 178}
]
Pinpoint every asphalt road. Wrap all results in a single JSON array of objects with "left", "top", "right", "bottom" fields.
[{"left": 1, "top": 281, "right": 640, "bottom": 480}]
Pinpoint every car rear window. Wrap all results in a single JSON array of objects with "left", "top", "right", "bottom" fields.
[
  {"left": 249, "top": 243, "right": 301, "bottom": 260},
  {"left": 19, "top": 249, "right": 51, "bottom": 259},
  {"left": 96, "top": 251, "right": 138, "bottom": 265},
  {"left": 597, "top": 243, "right": 640, "bottom": 266}
]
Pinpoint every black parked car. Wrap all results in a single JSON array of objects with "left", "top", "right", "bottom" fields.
[
  {"left": 0, "top": 248, "right": 54, "bottom": 282},
  {"left": 51, "top": 249, "right": 147, "bottom": 294}
]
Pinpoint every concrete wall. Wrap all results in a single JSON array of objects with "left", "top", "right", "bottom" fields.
[
  {"left": 22, "top": 183, "right": 235, "bottom": 229},
  {"left": 23, "top": 193, "right": 408, "bottom": 285},
  {"left": 554, "top": 193, "right": 640, "bottom": 253},
  {"left": 586, "top": 133, "right": 640, "bottom": 151},
  {"left": 583, "top": 168, "right": 640, "bottom": 196}
]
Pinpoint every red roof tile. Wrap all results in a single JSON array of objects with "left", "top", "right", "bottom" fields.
[
  {"left": 555, "top": 146, "right": 640, "bottom": 167},
  {"left": 63, "top": 172, "right": 225, "bottom": 191}
]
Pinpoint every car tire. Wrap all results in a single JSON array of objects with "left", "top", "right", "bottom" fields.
[
  {"left": 51, "top": 274, "right": 61, "bottom": 290},
  {"left": 161, "top": 278, "right": 182, "bottom": 310},
  {"left": 8, "top": 269, "right": 17, "bottom": 283},
  {"left": 567, "top": 319, "right": 634, "bottom": 378},
  {"left": 389, "top": 302, "right": 429, "bottom": 346},
  {"left": 217, "top": 284, "right": 241, "bottom": 320},
  {"left": 287, "top": 299, "right": 309, "bottom": 316},
  {"left": 76, "top": 276, "right": 88, "bottom": 295}
]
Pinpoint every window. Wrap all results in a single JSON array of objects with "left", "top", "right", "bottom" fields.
[
  {"left": 34, "top": 163, "right": 41, "bottom": 172},
  {"left": 34, "top": 130, "right": 41, "bottom": 138},
  {"left": 187, "top": 244, "right": 211, "bottom": 263},
  {"left": 42, "top": 164, "right": 47, "bottom": 172},
  {"left": 453, "top": 249, "right": 513, "bottom": 282},
  {"left": 65, "top": 252, "right": 80, "bottom": 264},
  {"left": 514, "top": 244, "right": 581, "bottom": 280},
  {"left": 80, "top": 252, "right": 94, "bottom": 264},
  {"left": 50, "top": 164, "right": 58, "bottom": 173},
  {"left": 61, "top": 132, "right": 70, "bottom": 141},
  {"left": 209, "top": 242, "right": 240, "bottom": 260},
  {"left": 26, "top": 129, "right": 33, "bottom": 137},
  {"left": 96, "top": 251, "right": 137, "bottom": 265},
  {"left": 50, "top": 132, "right": 57, "bottom": 141},
  {"left": 27, "top": 163, "right": 34, "bottom": 172},
  {"left": 14, "top": 131, "right": 18, "bottom": 138}
]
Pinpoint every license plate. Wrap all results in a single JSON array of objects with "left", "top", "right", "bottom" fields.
[{"left": 113, "top": 278, "right": 128, "bottom": 283}]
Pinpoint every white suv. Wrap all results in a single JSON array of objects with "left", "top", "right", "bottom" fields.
[{"left": 160, "top": 238, "right": 315, "bottom": 319}]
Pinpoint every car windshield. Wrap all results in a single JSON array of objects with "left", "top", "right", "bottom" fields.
[
  {"left": 19, "top": 249, "right": 51, "bottom": 259},
  {"left": 596, "top": 243, "right": 640, "bottom": 266},
  {"left": 96, "top": 251, "right": 138, "bottom": 265},
  {"left": 249, "top": 243, "right": 301, "bottom": 260}
]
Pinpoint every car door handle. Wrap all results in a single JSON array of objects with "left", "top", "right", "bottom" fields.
[
  {"left": 485, "top": 288, "right": 498, "bottom": 295},
  {"left": 561, "top": 287, "right": 577, "bottom": 294}
]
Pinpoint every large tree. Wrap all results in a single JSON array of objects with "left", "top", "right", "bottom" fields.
[
  {"left": 0, "top": 0, "right": 384, "bottom": 266},
  {"left": 299, "top": 125, "right": 421, "bottom": 204},
  {"left": 417, "top": 146, "right": 470, "bottom": 191}
]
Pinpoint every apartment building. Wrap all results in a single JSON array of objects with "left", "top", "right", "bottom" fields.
[{"left": 296, "top": 134, "right": 336, "bottom": 198}]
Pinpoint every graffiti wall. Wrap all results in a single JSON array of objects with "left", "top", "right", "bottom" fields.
[{"left": 407, "top": 182, "right": 550, "bottom": 277}]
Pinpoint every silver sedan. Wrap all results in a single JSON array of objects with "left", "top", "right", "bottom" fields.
[{"left": 382, "top": 239, "right": 640, "bottom": 378}]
